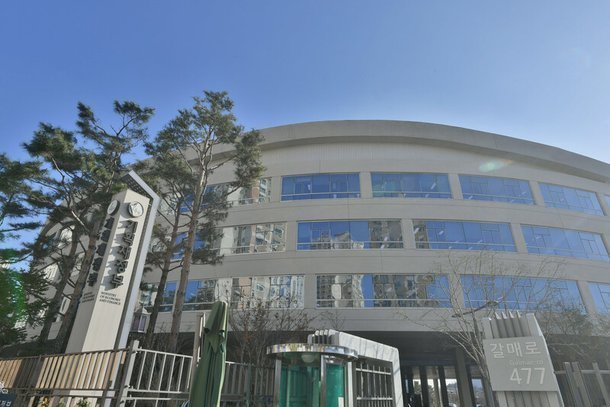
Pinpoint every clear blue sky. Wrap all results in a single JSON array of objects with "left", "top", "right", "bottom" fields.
[{"left": 2, "top": 0, "right": 610, "bottom": 163}]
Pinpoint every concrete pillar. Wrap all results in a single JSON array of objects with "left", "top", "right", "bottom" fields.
[
  {"left": 271, "top": 174, "right": 282, "bottom": 203},
  {"left": 510, "top": 223, "right": 527, "bottom": 253},
  {"left": 597, "top": 192, "right": 609, "bottom": 216},
  {"left": 448, "top": 173, "right": 463, "bottom": 200},
  {"left": 360, "top": 171, "right": 373, "bottom": 199},
  {"left": 402, "top": 219, "right": 416, "bottom": 249},
  {"left": 530, "top": 180, "right": 546, "bottom": 207},
  {"left": 455, "top": 348, "right": 475, "bottom": 407},
  {"left": 578, "top": 280, "right": 597, "bottom": 315}
]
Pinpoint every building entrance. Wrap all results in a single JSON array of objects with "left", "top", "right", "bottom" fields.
[{"left": 402, "top": 363, "right": 487, "bottom": 407}]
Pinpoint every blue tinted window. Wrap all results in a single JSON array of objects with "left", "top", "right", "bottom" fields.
[
  {"left": 414, "top": 220, "right": 515, "bottom": 251},
  {"left": 589, "top": 282, "right": 610, "bottom": 315},
  {"left": 462, "top": 275, "right": 584, "bottom": 312},
  {"left": 316, "top": 274, "right": 450, "bottom": 308},
  {"left": 171, "top": 232, "right": 205, "bottom": 261},
  {"left": 459, "top": 175, "right": 534, "bottom": 204},
  {"left": 539, "top": 183, "right": 603, "bottom": 215},
  {"left": 521, "top": 225, "right": 609, "bottom": 262},
  {"left": 298, "top": 220, "right": 403, "bottom": 250},
  {"left": 160, "top": 281, "right": 177, "bottom": 312},
  {"left": 282, "top": 173, "right": 361, "bottom": 200},
  {"left": 371, "top": 173, "right": 451, "bottom": 198}
]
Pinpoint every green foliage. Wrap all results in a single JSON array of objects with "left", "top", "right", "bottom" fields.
[
  {"left": 144, "top": 91, "right": 264, "bottom": 352},
  {"left": 0, "top": 154, "right": 49, "bottom": 348},
  {"left": 23, "top": 100, "right": 154, "bottom": 351}
]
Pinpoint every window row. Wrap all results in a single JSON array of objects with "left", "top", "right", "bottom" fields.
[
  {"left": 179, "top": 178, "right": 271, "bottom": 213},
  {"left": 171, "top": 220, "right": 610, "bottom": 262},
  {"left": 139, "top": 275, "right": 304, "bottom": 312},
  {"left": 140, "top": 274, "right": 610, "bottom": 315},
  {"left": 178, "top": 173, "right": 610, "bottom": 217},
  {"left": 278, "top": 173, "right": 607, "bottom": 216}
]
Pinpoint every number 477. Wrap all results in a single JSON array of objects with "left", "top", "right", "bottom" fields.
[{"left": 510, "top": 367, "right": 545, "bottom": 385}]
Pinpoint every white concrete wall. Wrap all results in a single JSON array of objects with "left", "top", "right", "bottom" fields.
[{"left": 143, "top": 121, "right": 610, "bottom": 334}]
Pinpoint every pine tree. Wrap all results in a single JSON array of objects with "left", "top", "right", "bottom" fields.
[
  {"left": 0, "top": 154, "right": 49, "bottom": 348},
  {"left": 145, "top": 91, "right": 263, "bottom": 352},
  {"left": 24, "top": 101, "right": 154, "bottom": 352}
]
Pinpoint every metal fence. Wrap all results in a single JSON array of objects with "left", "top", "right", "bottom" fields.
[
  {"left": 556, "top": 362, "right": 610, "bottom": 407},
  {"left": 0, "top": 341, "right": 273, "bottom": 407},
  {"left": 354, "top": 360, "right": 394, "bottom": 407}
]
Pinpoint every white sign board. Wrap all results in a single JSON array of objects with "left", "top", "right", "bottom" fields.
[
  {"left": 66, "top": 189, "right": 150, "bottom": 352},
  {"left": 483, "top": 336, "right": 557, "bottom": 392}
]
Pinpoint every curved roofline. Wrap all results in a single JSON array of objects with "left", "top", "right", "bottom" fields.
[{"left": 257, "top": 120, "right": 610, "bottom": 183}]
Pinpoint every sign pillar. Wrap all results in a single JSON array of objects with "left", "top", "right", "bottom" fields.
[
  {"left": 482, "top": 312, "right": 565, "bottom": 407},
  {"left": 66, "top": 180, "right": 156, "bottom": 353}
]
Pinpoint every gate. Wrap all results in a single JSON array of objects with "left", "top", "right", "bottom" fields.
[{"left": 0, "top": 341, "right": 273, "bottom": 406}]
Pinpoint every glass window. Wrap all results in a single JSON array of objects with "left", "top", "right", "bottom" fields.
[
  {"left": 183, "top": 278, "right": 232, "bottom": 311},
  {"left": 298, "top": 220, "right": 403, "bottom": 250},
  {"left": 231, "top": 275, "right": 305, "bottom": 309},
  {"left": 281, "top": 173, "right": 360, "bottom": 200},
  {"left": 589, "top": 282, "right": 610, "bottom": 315},
  {"left": 521, "top": 225, "right": 609, "bottom": 262},
  {"left": 171, "top": 232, "right": 205, "bottom": 261},
  {"left": 539, "top": 183, "right": 603, "bottom": 215},
  {"left": 459, "top": 175, "right": 534, "bottom": 204},
  {"left": 462, "top": 275, "right": 584, "bottom": 312},
  {"left": 214, "top": 223, "right": 286, "bottom": 255},
  {"left": 139, "top": 281, "right": 177, "bottom": 313},
  {"left": 316, "top": 274, "right": 450, "bottom": 308},
  {"left": 180, "top": 178, "right": 272, "bottom": 212},
  {"left": 371, "top": 173, "right": 451, "bottom": 198},
  {"left": 414, "top": 220, "right": 516, "bottom": 252}
]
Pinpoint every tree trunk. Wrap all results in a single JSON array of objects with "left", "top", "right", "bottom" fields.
[
  {"left": 144, "top": 220, "right": 181, "bottom": 348},
  {"left": 37, "top": 231, "right": 79, "bottom": 346},
  {"left": 53, "top": 219, "right": 102, "bottom": 353},
  {"left": 168, "top": 181, "right": 204, "bottom": 352}
]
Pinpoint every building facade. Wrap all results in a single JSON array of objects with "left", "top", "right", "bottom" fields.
[{"left": 46, "top": 121, "right": 610, "bottom": 405}]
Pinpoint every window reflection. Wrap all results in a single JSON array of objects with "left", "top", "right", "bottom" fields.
[
  {"left": 462, "top": 275, "right": 585, "bottom": 312},
  {"left": 414, "top": 220, "right": 516, "bottom": 252},
  {"left": 183, "top": 278, "right": 232, "bottom": 311},
  {"left": 231, "top": 275, "right": 304, "bottom": 309},
  {"left": 282, "top": 173, "right": 361, "bottom": 200},
  {"left": 522, "top": 225, "right": 609, "bottom": 262},
  {"left": 139, "top": 281, "right": 177, "bottom": 312},
  {"left": 371, "top": 173, "right": 451, "bottom": 198},
  {"left": 316, "top": 274, "right": 450, "bottom": 308},
  {"left": 539, "top": 183, "right": 603, "bottom": 215},
  {"left": 180, "top": 178, "right": 272, "bottom": 213},
  {"left": 214, "top": 223, "right": 286, "bottom": 255},
  {"left": 298, "top": 221, "right": 403, "bottom": 250},
  {"left": 459, "top": 175, "right": 534, "bottom": 204},
  {"left": 588, "top": 282, "right": 610, "bottom": 315}
]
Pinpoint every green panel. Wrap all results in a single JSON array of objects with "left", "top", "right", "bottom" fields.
[
  {"left": 279, "top": 364, "right": 321, "bottom": 407},
  {"left": 325, "top": 364, "right": 346, "bottom": 407}
]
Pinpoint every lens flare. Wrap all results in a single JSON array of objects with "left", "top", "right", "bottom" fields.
[{"left": 478, "top": 160, "right": 512, "bottom": 173}]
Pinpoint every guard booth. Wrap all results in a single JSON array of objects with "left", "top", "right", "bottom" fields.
[{"left": 267, "top": 330, "right": 403, "bottom": 407}]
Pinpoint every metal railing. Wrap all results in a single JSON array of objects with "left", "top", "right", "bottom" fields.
[
  {"left": 354, "top": 360, "right": 394, "bottom": 407},
  {"left": 0, "top": 342, "right": 273, "bottom": 407},
  {"left": 0, "top": 346, "right": 131, "bottom": 406},
  {"left": 556, "top": 362, "right": 610, "bottom": 407},
  {"left": 297, "top": 241, "right": 404, "bottom": 250}
]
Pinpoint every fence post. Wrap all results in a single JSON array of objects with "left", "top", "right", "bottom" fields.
[
  {"left": 564, "top": 362, "right": 584, "bottom": 407},
  {"left": 572, "top": 363, "right": 593, "bottom": 407},
  {"left": 592, "top": 362, "right": 610, "bottom": 406},
  {"left": 115, "top": 340, "right": 140, "bottom": 405}
]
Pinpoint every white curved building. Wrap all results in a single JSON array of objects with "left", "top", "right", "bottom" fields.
[{"left": 141, "top": 121, "right": 610, "bottom": 406}]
